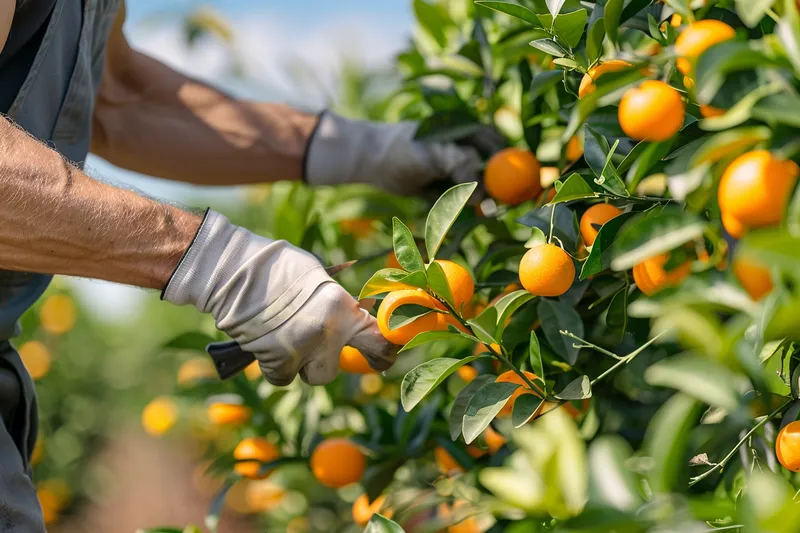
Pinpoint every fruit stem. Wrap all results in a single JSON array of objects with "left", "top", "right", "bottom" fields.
[
  {"left": 688, "top": 398, "right": 793, "bottom": 487},
  {"left": 590, "top": 329, "right": 669, "bottom": 386},
  {"left": 548, "top": 205, "right": 556, "bottom": 243},
  {"left": 561, "top": 331, "right": 625, "bottom": 361}
]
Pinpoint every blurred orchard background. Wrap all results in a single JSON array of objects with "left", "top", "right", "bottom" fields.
[{"left": 22, "top": 1, "right": 412, "bottom": 531}]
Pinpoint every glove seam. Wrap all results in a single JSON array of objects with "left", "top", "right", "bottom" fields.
[{"left": 160, "top": 207, "right": 211, "bottom": 299}]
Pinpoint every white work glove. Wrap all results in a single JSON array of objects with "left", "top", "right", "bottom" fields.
[
  {"left": 163, "top": 210, "right": 397, "bottom": 386},
  {"left": 304, "top": 111, "right": 503, "bottom": 195}
]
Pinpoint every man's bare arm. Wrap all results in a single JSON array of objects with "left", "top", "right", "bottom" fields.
[
  {"left": 0, "top": 120, "right": 201, "bottom": 289},
  {"left": 90, "top": 3, "right": 318, "bottom": 186}
]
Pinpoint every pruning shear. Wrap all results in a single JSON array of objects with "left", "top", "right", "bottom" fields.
[{"left": 206, "top": 260, "right": 358, "bottom": 380}]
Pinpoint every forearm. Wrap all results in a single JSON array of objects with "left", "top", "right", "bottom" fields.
[
  {"left": 0, "top": 120, "right": 201, "bottom": 289},
  {"left": 91, "top": 49, "right": 318, "bottom": 185}
]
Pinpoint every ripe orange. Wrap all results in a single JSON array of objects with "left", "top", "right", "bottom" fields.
[
  {"left": 386, "top": 252, "right": 402, "bottom": 270},
  {"left": 39, "top": 294, "right": 77, "bottom": 335},
  {"left": 434, "top": 259, "right": 475, "bottom": 310},
  {"left": 566, "top": 136, "right": 583, "bottom": 161},
  {"left": 377, "top": 289, "right": 447, "bottom": 345},
  {"left": 310, "top": 438, "right": 366, "bottom": 488},
  {"left": 519, "top": 244, "right": 575, "bottom": 297},
  {"left": 435, "top": 446, "right": 464, "bottom": 475},
  {"left": 579, "top": 204, "right": 622, "bottom": 246},
  {"left": 632, "top": 253, "right": 691, "bottom": 296},
  {"left": 718, "top": 150, "right": 799, "bottom": 233},
  {"left": 777, "top": 421, "right": 800, "bottom": 472},
  {"left": 141, "top": 396, "right": 178, "bottom": 437},
  {"left": 468, "top": 426, "right": 506, "bottom": 458},
  {"left": 619, "top": 81, "right": 685, "bottom": 141},
  {"left": 246, "top": 480, "right": 286, "bottom": 512},
  {"left": 207, "top": 402, "right": 252, "bottom": 426},
  {"left": 438, "top": 500, "right": 480, "bottom": 533},
  {"left": 495, "top": 370, "right": 542, "bottom": 418},
  {"left": 31, "top": 437, "right": 44, "bottom": 466},
  {"left": 675, "top": 20, "right": 736, "bottom": 75},
  {"left": 733, "top": 255, "right": 773, "bottom": 301},
  {"left": 234, "top": 437, "right": 281, "bottom": 479},
  {"left": 352, "top": 494, "right": 393, "bottom": 527},
  {"left": 457, "top": 365, "right": 479, "bottom": 383},
  {"left": 484, "top": 148, "right": 542, "bottom": 205},
  {"left": 340, "top": 218, "right": 375, "bottom": 238},
  {"left": 700, "top": 105, "right": 725, "bottom": 118},
  {"left": 18, "top": 340, "right": 51, "bottom": 380},
  {"left": 721, "top": 213, "right": 746, "bottom": 239},
  {"left": 37, "top": 486, "right": 63, "bottom": 525},
  {"left": 578, "top": 60, "right": 632, "bottom": 98},
  {"left": 339, "top": 346, "right": 375, "bottom": 374},
  {"left": 177, "top": 357, "right": 218, "bottom": 386}
]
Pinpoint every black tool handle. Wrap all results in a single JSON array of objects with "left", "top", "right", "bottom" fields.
[{"left": 206, "top": 341, "right": 256, "bottom": 380}]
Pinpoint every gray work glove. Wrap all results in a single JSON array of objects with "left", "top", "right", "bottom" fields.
[
  {"left": 304, "top": 111, "right": 503, "bottom": 196},
  {"left": 163, "top": 210, "right": 397, "bottom": 386}
]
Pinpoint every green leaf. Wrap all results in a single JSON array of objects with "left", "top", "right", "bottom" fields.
[
  {"left": 517, "top": 204, "right": 579, "bottom": 252},
  {"left": 529, "top": 70, "right": 563, "bottom": 100},
  {"left": 553, "top": 58, "right": 578, "bottom": 69},
  {"left": 695, "top": 41, "right": 778, "bottom": 104},
  {"left": 604, "top": 0, "right": 624, "bottom": 46},
  {"left": 529, "top": 331, "right": 544, "bottom": 386},
  {"left": 752, "top": 93, "right": 800, "bottom": 128},
  {"left": 606, "top": 287, "right": 628, "bottom": 341},
  {"left": 401, "top": 357, "right": 478, "bottom": 411},
  {"left": 512, "top": 394, "right": 544, "bottom": 427},
  {"left": 643, "top": 393, "right": 702, "bottom": 493},
  {"left": 450, "top": 375, "right": 495, "bottom": 440},
  {"left": 645, "top": 354, "right": 740, "bottom": 410},
  {"left": 580, "top": 213, "right": 635, "bottom": 280},
  {"left": 589, "top": 436, "right": 642, "bottom": 511},
  {"left": 359, "top": 269, "right": 428, "bottom": 299},
  {"left": 364, "top": 514, "right": 406, "bottom": 533},
  {"left": 700, "top": 82, "right": 782, "bottom": 132},
  {"left": 363, "top": 458, "right": 406, "bottom": 505},
  {"left": 425, "top": 182, "right": 478, "bottom": 261},
  {"left": 387, "top": 304, "right": 440, "bottom": 331},
  {"left": 525, "top": 227, "right": 548, "bottom": 248},
  {"left": 476, "top": 1, "right": 542, "bottom": 27},
  {"left": 742, "top": 229, "right": 800, "bottom": 274},
  {"left": 777, "top": 6, "right": 800, "bottom": 76},
  {"left": 413, "top": 0, "right": 448, "bottom": 48},
  {"left": 393, "top": 218, "right": 425, "bottom": 272},
  {"left": 554, "top": 375, "right": 592, "bottom": 400},
  {"left": 690, "top": 126, "right": 772, "bottom": 168},
  {"left": 399, "top": 330, "right": 476, "bottom": 353},
  {"left": 468, "top": 306, "right": 499, "bottom": 344},
  {"left": 586, "top": 17, "right": 606, "bottom": 64},
  {"left": 463, "top": 382, "right": 520, "bottom": 443},
  {"left": 553, "top": 9, "right": 588, "bottom": 48},
  {"left": 546, "top": 0, "right": 566, "bottom": 17},
  {"left": 610, "top": 207, "right": 707, "bottom": 272},
  {"left": 584, "top": 125, "right": 627, "bottom": 196},
  {"left": 426, "top": 261, "right": 455, "bottom": 308},
  {"left": 494, "top": 290, "right": 536, "bottom": 336},
  {"left": 537, "top": 299, "right": 584, "bottom": 365},
  {"left": 530, "top": 38, "right": 567, "bottom": 57},
  {"left": 205, "top": 481, "right": 235, "bottom": 532},
  {"left": 625, "top": 139, "right": 675, "bottom": 190},
  {"left": 164, "top": 332, "right": 218, "bottom": 352},
  {"left": 549, "top": 173, "right": 600, "bottom": 204},
  {"left": 735, "top": 0, "right": 775, "bottom": 27}
]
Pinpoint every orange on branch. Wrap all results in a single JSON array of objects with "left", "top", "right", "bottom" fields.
[
  {"left": 18, "top": 341, "right": 51, "bottom": 380},
  {"left": 207, "top": 402, "right": 252, "bottom": 426},
  {"left": 352, "top": 494, "right": 393, "bottom": 527},
  {"left": 434, "top": 259, "right": 475, "bottom": 310},
  {"left": 177, "top": 357, "right": 218, "bottom": 386},
  {"left": 39, "top": 294, "right": 77, "bottom": 335},
  {"left": 578, "top": 60, "right": 631, "bottom": 99},
  {"left": 435, "top": 446, "right": 465, "bottom": 475},
  {"left": 619, "top": 81, "right": 685, "bottom": 141},
  {"left": 495, "top": 370, "right": 542, "bottom": 418},
  {"left": 310, "top": 439, "right": 366, "bottom": 488},
  {"left": 339, "top": 346, "right": 376, "bottom": 374},
  {"left": 777, "top": 421, "right": 800, "bottom": 472},
  {"left": 386, "top": 252, "right": 402, "bottom": 270},
  {"left": 484, "top": 148, "right": 542, "bottom": 205},
  {"left": 141, "top": 396, "right": 179, "bottom": 437},
  {"left": 700, "top": 105, "right": 725, "bottom": 118},
  {"left": 566, "top": 136, "right": 583, "bottom": 161},
  {"left": 632, "top": 253, "right": 691, "bottom": 296},
  {"left": 519, "top": 244, "right": 575, "bottom": 297},
  {"left": 233, "top": 437, "right": 281, "bottom": 480},
  {"left": 580, "top": 204, "right": 622, "bottom": 246},
  {"left": 340, "top": 218, "right": 375, "bottom": 238},
  {"left": 457, "top": 365, "right": 479, "bottom": 383},
  {"left": 733, "top": 255, "right": 773, "bottom": 301},
  {"left": 377, "top": 289, "right": 447, "bottom": 345},
  {"left": 675, "top": 20, "right": 736, "bottom": 75}
]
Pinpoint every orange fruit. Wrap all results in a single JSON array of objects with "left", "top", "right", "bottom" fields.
[
  {"left": 566, "top": 136, "right": 583, "bottom": 161},
  {"left": 700, "top": 105, "right": 725, "bottom": 118},
  {"left": 579, "top": 204, "right": 622, "bottom": 246},
  {"left": 434, "top": 260, "right": 475, "bottom": 311},
  {"left": 718, "top": 150, "right": 799, "bottom": 233},
  {"left": 37, "top": 486, "right": 62, "bottom": 525},
  {"left": 360, "top": 373, "right": 384, "bottom": 395},
  {"left": 339, "top": 346, "right": 375, "bottom": 374},
  {"left": 39, "top": 294, "right": 77, "bottom": 335},
  {"left": 141, "top": 396, "right": 179, "bottom": 437},
  {"left": 18, "top": 341, "right": 51, "bottom": 380},
  {"left": 484, "top": 148, "right": 542, "bottom": 205},
  {"left": 675, "top": 20, "right": 736, "bottom": 75},
  {"left": 578, "top": 60, "right": 632, "bottom": 98},
  {"left": 340, "top": 218, "right": 375, "bottom": 238},
  {"left": 31, "top": 436, "right": 44, "bottom": 466},
  {"left": 177, "top": 357, "right": 217, "bottom": 386},
  {"left": 519, "top": 244, "right": 575, "bottom": 297},
  {"left": 776, "top": 420, "right": 800, "bottom": 472},
  {"left": 310, "top": 438, "right": 366, "bottom": 488},
  {"left": 733, "top": 255, "right": 773, "bottom": 301},
  {"left": 207, "top": 402, "right": 252, "bottom": 426},
  {"left": 468, "top": 426, "right": 506, "bottom": 458},
  {"left": 619, "top": 81, "right": 685, "bottom": 141},
  {"left": 457, "top": 365, "right": 478, "bottom": 383},
  {"left": 245, "top": 479, "right": 286, "bottom": 511},
  {"left": 632, "top": 253, "right": 691, "bottom": 296},
  {"left": 386, "top": 252, "right": 402, "bottom": 270},
  {"left": 352, "top": 494, "right": 393, "bottom": 527},
  {"left": 495, "top": 370, "right": 542, "bottom": 418},
  {"left": 435, "top": 446, "right": 465, "bottom": 474},
  {"left": 537, "top": 187, "right": 557, "bottom": 205},
  {"left": 244, "top": 360, "right": 263, "bottom": 380},
  {"left": 377, "top": 289, "right": 447, "bottom": 345},
  {"left": 234, "top": 437, "right": 281, "bottom": 479},
  {"left": 438, "top": 501, "right": 481, "bottom": 533},
  {"left": 721, "top": 213, "right": 746, "bottom": 239}
]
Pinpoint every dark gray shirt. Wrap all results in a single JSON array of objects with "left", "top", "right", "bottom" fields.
[{"left": 0, "top": 0, "right": 58, "bottom": 113}]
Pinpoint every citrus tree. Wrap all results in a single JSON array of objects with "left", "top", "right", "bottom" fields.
[{"left": 139, "top": 1, "right": 800, "bottom": 532}]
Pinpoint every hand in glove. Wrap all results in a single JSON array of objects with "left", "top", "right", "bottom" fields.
[{"left": 163, "top": 210, "right": 397, "bottom": 386}]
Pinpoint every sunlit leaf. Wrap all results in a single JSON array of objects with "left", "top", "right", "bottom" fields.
[
  {"left": 643, "top": 393, "right": 701, "bottom": 493},
  {"left": 530, "top": 38, "right": 568, "bottom": 57},
  {"left": 401, "top": 357, "right": 478, "bottom": 411},
  {"left": 425, "top": 182, "right": 478, "bottom": 261},
  {"left": 426, "top": 261, "right": 455, "bottom": 307},
  {"left": 512, "top": 394, "right": 544, "bottom": 428},
  {"left": 529, "top": 331, "right": 545, "bottom": 386},
  {"left": 476, "top": 1, "right": 542, "bottom": 27},
  {"left": 364, "top": 514, "right": 406, "bottom": 533},
  {"left": 586, "top": 17, "right": 606, "bottom": 63},
  {"left": 604, "top": 0, "right": 624, "bottom": 46},
  {"left": 463, "top": 382, "right": 520, "bottom": 443},
  {"left": 450, "top": 375, "right": 495, "bottom": 440},
  {"left": 393, "top": 218, "right": 425, "bottom": 272},
  {"left": 589, "top": 436, "right": 642, "bottom": 511},
  {"left": 580, "top": 212, "right": 635, "bottom": 279},
  {"left": 549, "top": 173, "right": 600, "bottom": 204},
  {"left": 387, "top": 304, "right": 441, "bottom": 331},
  {"left": 645, "top": 354, "right": 740, "bottom": 410},
  {"left": 359, "top": 269, "right": 428, "bottom": 299},
  {"left": 554, "top": 375, "right": 592, "bottom": 400},
  {"left": 399, "top": 330, "right": 477, "bottom": 353}
]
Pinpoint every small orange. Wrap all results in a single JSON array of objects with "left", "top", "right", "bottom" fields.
[
  {"left": 700, "top": 105, "right": 725, "bottom": 118},
  {"left": 495, "top": 370, "right": 542, "bottom": 418},
  {"left": 519, "top": 244, "right": 575, "bottom": 297},
  {"left": 39, "top": 294, "right": 77, "bottom": 335},
  {"left": 37, "top": 487, "right": 62, "bottom": 525},
  {"left": 434, "top": 260, "right": 475, "bottom": 311},
  {"left": 352, "top": 494, "right": 393, "bottom": 527},
  {"left": 566, "top": 136, "right": 583, "bottom": 161},
  {"left": 244, "top": 361, "right": 263, "bottom": 380},
  {"left": 234, "top": 437, "right": 281, "bottom": 479},
  {"left": 721, "top": 213, "right": 746, "bottom": 239},
  {"left": 457, "top": 365, "right": 479, "bottom": 383},
  {"left": 339, "top": 346, "right": 375, "bottom": 374},
  {"left": 675, "top": 20, "right": 736, "bottom": 75},
  {"left": 579, "top": 204, "right": 622, "bottom": 246},
  {"left": 377, "top": 289, "right": 447, "bottom": 345},
  {"left": 435, "top": 446, "right": 465, "bottom": 475},
  {"left": 438, "top": 500, "right": 481, "bottom": 533},
  {"left": 18, "top": 341, "right": 51, "bottom": 380},
  {"left": 310, "top": 438, "right": 366, "bottom": 488},
  {"left": 467, "top": 426, "right": 506, "bottom": 458},
  {"left": 619, "top": 81, "right": 685, "bottom": 141},
  {"left": 777, "top": 420, "right": 800, "bottom": 472},
  {"left": 31, "top": 437, "right": 44, "bottom": 466},
  {"left": 141, "top": 396, "right": 179, "bottom": 437},
  {"left": 340, "top": 218, "right": 375, "bottom": 238},
  {"left": 484, "top": 148, "right": 542, "bottom": 205},
  {"left": 207, "top": 402, "right": 252, "bottom": 426},
  {"left": 632, "top": 253, "right": 691, "bottom": 296},
  {"left": 718, "top": 150, "right": 799, "bottom": 232},
  {"left": 733, "top": 255, "right": 773, "bottom": 301},
  {"left": 177, "top": 357, "right": 218, "bottom": 386},
  {"left": 386, "top": 252, "right": 402, "bottom": 270},
  {"left": 245, "top": 480, "right": 286, "bottom": 512},
  {"left": 537, "top": 187, "right": 557, "bottom": 205},
  {"left": 578, "top": 60, "right": 632, "bottom": 98}
]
